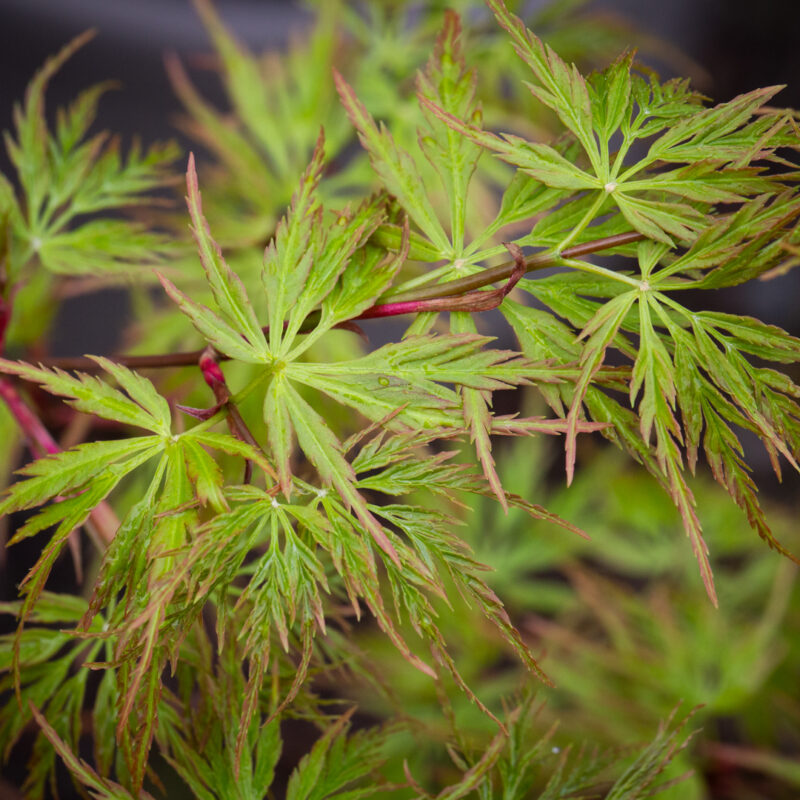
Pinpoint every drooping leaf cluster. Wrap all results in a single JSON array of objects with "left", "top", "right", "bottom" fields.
[{"left": 1, "top": 0, "right": 799, "bottom": 797}]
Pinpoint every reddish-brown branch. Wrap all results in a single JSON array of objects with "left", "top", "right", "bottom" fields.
[
  {"left": 191, "top": 346, "right": 262, "bottom": 482},
  {"left": 1, "top": 290, "right": 119, "bottom": 553},
  {"left": 383, "top": 230, "right": 644, "bottom": 304},
  {"left": 0, "top": 378, "right": 60, "bottom": 457},
  {"left": 28, "top": 230, "right": 645, "bottom": 373}
]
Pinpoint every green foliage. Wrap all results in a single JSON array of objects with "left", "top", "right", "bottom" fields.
[
  {"left": 0, "top": 30, "right": 177, "bottom": 355},
  {"left": 1, "top": 1, "right": 799, "bottom": 798},
  {"left": 1, "top": 32, "right": 176, "bottom": 277}
]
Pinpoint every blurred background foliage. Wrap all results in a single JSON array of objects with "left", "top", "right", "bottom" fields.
[{"left": 343, "top": 420, "right": 800, "bottom": 798}]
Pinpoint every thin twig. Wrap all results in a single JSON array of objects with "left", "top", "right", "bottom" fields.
[
  {"left": 30, "top": 231, "right": 644, "bottom": 372},
  {"left": 195, "top": 346, "right": 261, "bottom": 482}
]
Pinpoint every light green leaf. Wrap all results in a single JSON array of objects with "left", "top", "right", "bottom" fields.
[
  {"left": 36, "top": 219, "right": 173, "bottom": 275},
  {"left": 487, "top": 0, "right": 601, "bottom": 173},
  {"left": 451, "top": 311, "right": 507, "bottom": 509},
  {"left": 281, "top": 379, "right": 400, "bottom": 566},
  {"left": 158, "top": 272, "right": 268, "bottom": 363},
  {"left": 285, "top": 197, "right": 385, "bottom": 347},
  {"left": 0, "top": 437, "right": 160, "bottom": 515},
  {"left": 188, "top": 430, "right": 276, "bottom": 478},
  {"left": 294, "top": 369, "right": 456, "bottom": 431},
  {"left": 262, "top": 135, "right": 324, "bottom": 352},
  {"left": 648, "top": 86, "right": 783, "bottom": 163},
  {"left": 293, "top": 334, "right": 531, "bottom": 395},
  {"left": 565, "top": 290, "right": 638, "bottom": 484},
  {"left": 180, "top": 437, "right": 228, "bottom": 512},
  {"left": 264, "top": 374, "right": 295, "bottom": 496},
  {"left": 318, "top": 239, "right": 406, "bottom": 333},
  {"left": 17, "top": 472, "right": 120, "bottom": 619},
  {"left": 185, "top": 153, "right": 268, "bottom": 355},
  {"left": 418, "top": 105, "right": 597, "bottom": 190},
  {"left": 416, "top": 9, "right": 482, "bottom": 254},
  {"left": 88, "top": 356, "right": 171, "bottom": 432},
  {"left": 606, "top": 710, "right": 697, "bottom": 799},
  {"left": 0, "top": 358, "right": 172, "bottom": 434},
  {"left": 589, "top": 51, "right": 633, "bottom": 141},
  {"left": 286, "top": 710, "right": 386, "bottom": 800},
  {"left": 335, "top": 71, "right": 450, "bottom": 254},
  {"left": 614, "top": 192, "right": 705, "bottom": 245}
]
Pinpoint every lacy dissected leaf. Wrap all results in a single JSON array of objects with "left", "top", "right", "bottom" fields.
[
  {"left": 265, "top": 376, "right": 400, "bottom": 565},
  {"left": 486, "top": 0, "right": 601, "bottom": 171},
  {"left": 474, "top": 152, "right": 574, "bottom": 254},
  {"left": 235, "top": 504, "right": 328, "bottom": 656},
  {"left": 604, "top": 708, "right": 698, "bottom": 800},
  {"left": 356, "top": 445, "right": 477, "bottom": 498},
  {"left": 319, "top": 234, "right": 407, "bottom": 330},
  {"left": 416, "top": 9, "right": 483, "bottom": 255},
  {"left": 286, "top": 709, "right": 388, "bottom": 800},
  {"left": 2, "top": 442, "right": 139, "bottom": 624},
  {"left": 171, "top": 146, "right": 397, "bottom": 363},
  {"left": 293, "top": 333, "right": 532, "bottom": 396},
  {"left": 173, "top": 481, "right": 442, "bottom": 688},
  {"left": 5, "top": 9, "right": 800, "bottom": 799},
  {"left": 373, "top": 500, "right": 549, "bottom": 685},
  {"left": 0, "top": 437, "right": 159, "bottom": 516},
  {"left": 159, "top": 159, "right": 271, "bottom": 363},
  {"left": 466, "top": 695, "right": 618, "bottom": 800},
  {"left": 647, "top": 299, "right": 800, "bottom": 564},
  {"left": 2, "top": 32, "right": 176, "bottom": 281},
  {"left": 29, "top": 704, "right": 149, "bottom": 800},
  {"left": 158, "top": 651, "right": 283, "bottom": 800},
  {"left": 284, "top": 196, "right": 386, "bottom": 346},
  {"left": 35, "top": 219, "right": 172, "bottom": 275},
  {"left": 472, "top": 699, "right": 698, "bottom": 800},
  {"left": 159, "top": 271, "right": 268, "bottom": 364},
  {"left": 86, "top": 430, "right": 271, "bottom": 625},
  {"left": 293, "top": 368, "right": 458, "bottom": 431},
  {"left": 504, "top": 207, "right": 800, "bottom": 601},
  {"left": 652, "top": 193, "right": 800, "bottom": 289},
  {"left": 335, "top": 70, "right": 450, "bottom": 255},
  {"left": 261, "top": 134, "right": 325, "bottom": 353},
  {"left": 0, "top": 595, "right": 106, "bottom": 798},
  {"left": 430, "top": 1, "right": 793, "bottom": 247},
  {"left": 335, "top": 9, "right": 547, "bottom": 292},
  {"left": 451, "top": 311, "right": 507, "bottom": 508},
  {"left": 104, "top": 446, "right": 199, "bottom": 789},
  {"left": 0, "top": 357, "right": 172, "bottom": 435},
  {"left": 286, "top": 331, "right": 534, "bottom": 501},
  {"left": 185, "top": 153, "right": 268, "bottom": 355},
  {"left": 85, "top": 456, "right": 170, "bottom": 623},
  {"left": 50, "top": 433, "right": 276, "bottom": 788},
  {"left": 263, "top": 330, "right": 534, "bottom": 521},
  {"left": 564, "top": 290, "right": 638, "bottom": 484}
]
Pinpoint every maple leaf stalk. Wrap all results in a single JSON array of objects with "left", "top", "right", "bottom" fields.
[{"left": 34, "top": 229, "right": 645, "bottom": 372}]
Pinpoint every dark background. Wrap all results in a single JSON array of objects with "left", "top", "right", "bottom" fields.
[
  {"left": 1, "top": 1, "right": 799, "bottom": 796},
  {"left": 2, "top": 0, "right": 800, "bottom": 142}
]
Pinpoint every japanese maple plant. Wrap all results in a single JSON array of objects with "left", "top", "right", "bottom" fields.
[{"left": 1, "top": 0, "right": 799, "bottom": 797}]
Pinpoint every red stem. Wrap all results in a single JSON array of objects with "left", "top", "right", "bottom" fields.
[
  {"left": 0, "top": 378, "right": 60, "bottom": 456},
  {"left": 196, "top": 346, "right": 261, "bottom": 482},
  {"left": 21, "top": 230, "right": 645, "bottom": 373}
]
